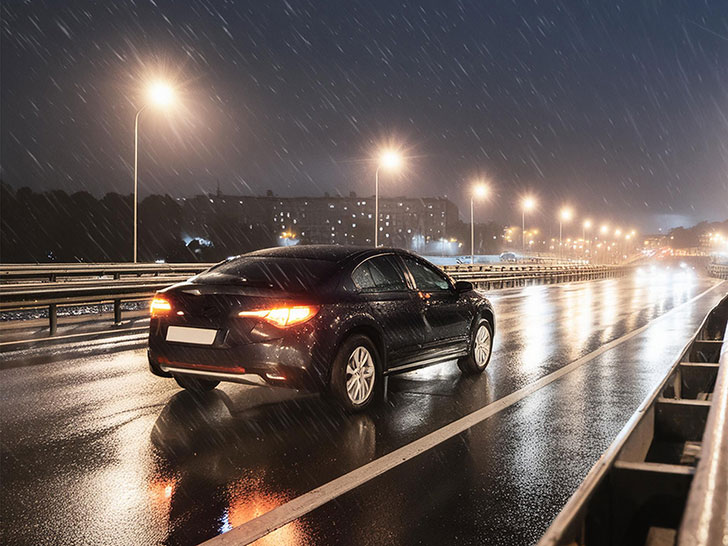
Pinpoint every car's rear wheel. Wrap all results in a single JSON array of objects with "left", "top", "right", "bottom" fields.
[
  {"left": 458, "top": 319, "right": 493, "bottom": 375},
  {"left": 174, "top": 375, "right": 220, "bottom": 393},
  {"left": 330, "top": 334, "right": 380, "bottom": 412}
]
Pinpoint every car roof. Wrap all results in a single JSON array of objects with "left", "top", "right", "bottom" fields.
[{"left": 243, "top": 244, "right": 414, "bottom": 263}]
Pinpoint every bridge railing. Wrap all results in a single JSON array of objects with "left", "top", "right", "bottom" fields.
[
  {"left": 444, "top": 263, "right": 626, "bottom": 290},
  {"left": 0, "top": 262, "right": 211, "bottom": 282},
  {"left": 708, "top": 262, "right": 728, "bottom": 280},
  {"left": 0, "top": 262, "right": 629, "bottom": 337},
  {"left": 677, "top": 312, "right": 728, "bottom": 546},
  {"left": 537, "top": 294, "right": 728, "bottom": 546}
]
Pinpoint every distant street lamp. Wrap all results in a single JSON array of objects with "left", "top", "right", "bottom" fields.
[
  {"left": 583, "top": 219, "right": 592, "bottom": 259},
  {"left": 521, "top": 196, "right": 536, "bottom": 253},
  {"left": 470, "top": 183, "right": 489, "bottom": 264},
  {"left": 559, "top": 207, "right": 573, "bottom": 260},
  {"left": 133, "top": 81, "right": 175, "bottom": 263},
  {"left": 374, "top": 150, "right": 402, "bottom": 247}
]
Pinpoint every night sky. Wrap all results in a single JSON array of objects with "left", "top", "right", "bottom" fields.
[{"left": 2, "top": 1, "right": 728, "bottom": 232}]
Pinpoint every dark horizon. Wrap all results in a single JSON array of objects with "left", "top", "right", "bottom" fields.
[
  {"left": 3, "top": 179, "right": 725, "bottom": 238},
  {"left": 2, "top": 1, "right": 728, "bottom": 233}
]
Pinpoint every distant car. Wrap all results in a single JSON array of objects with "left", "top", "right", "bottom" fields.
[
  {"left": 499, "top": 251, "right": 517, "bottom": 262},
  {"left": 148, "top": 245, "right": 495, "bottom": 411}
]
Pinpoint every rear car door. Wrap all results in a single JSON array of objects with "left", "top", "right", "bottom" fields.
[
  {"left": 350, "top": 255, "right": 425, "bottom": 366},
  {"left": 398, "top": 256, "right": 469, "bottom": 353}
]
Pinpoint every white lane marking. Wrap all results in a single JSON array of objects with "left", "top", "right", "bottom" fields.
[{"left": 201, "top": 279, "right": 726, "bottom": 546}]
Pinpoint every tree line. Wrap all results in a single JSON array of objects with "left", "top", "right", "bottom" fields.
[{"left": 0, "top": 183, "right": 274, "bottom": 263}]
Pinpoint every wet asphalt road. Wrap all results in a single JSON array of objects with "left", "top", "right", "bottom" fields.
[{"left": 1, "top": 267, "right": 726, "bottom": 546}]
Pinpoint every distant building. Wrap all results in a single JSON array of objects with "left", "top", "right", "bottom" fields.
[
  {"left": 642, "top": 235, "right": 666, "bottom": 250},
  {"left": 190, "top": 193, "right": 461, "bottom": 251},
  {"left": 270, "top": 195, "right": 459, "bottom": 249}
]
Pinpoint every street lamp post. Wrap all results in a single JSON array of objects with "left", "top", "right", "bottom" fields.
[
  {"left": 374, "top": 150, "right": 402, "bottom": 247},
  {"left": 559, "top": 207, "right": 573, "bottom": 261},
  {"left": 470, "top": 183, "right": 489, "bottom": 264},
  {"left": 132, "top": 82, "right": 175, "bottom": 263},
  {"left": 582, "top": 219, "right": 592, "bottom": 260},
  {"left": 133, "top": 106, "right": 145, "bottom": 264},
  {"left": 599, "top": 224, "right": 609, "bottom": 264},
  {"left": 521, "top": 196, "right": 535, "bottom": 254}
]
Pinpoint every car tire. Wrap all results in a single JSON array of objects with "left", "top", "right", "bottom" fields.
[
  {"left": 458, "top": 319, "right": 493, "bottom": 375},
  {"left": 330, "top": 334, "right": 380, "bottom": 412},
  {"left": 174, "top": 375, "right": 220, "bottom": 393}
]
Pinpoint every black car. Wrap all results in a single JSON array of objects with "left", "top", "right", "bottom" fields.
[{"left": 148, "top": 245, "right": 495, "bottom": 411}]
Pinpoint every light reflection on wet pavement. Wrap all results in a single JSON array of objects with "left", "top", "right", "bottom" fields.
[{"left": 1, "top": 269, "right": 725, "bottom": 545}]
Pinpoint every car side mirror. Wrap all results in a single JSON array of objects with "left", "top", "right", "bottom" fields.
[{"left": 455, "top": 280, "right": 473, "bottom": 294}]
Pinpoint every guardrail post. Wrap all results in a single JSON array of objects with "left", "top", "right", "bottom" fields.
[
  {"left": 113, "top": 300, "right": 122, "bottom": 324},
  {"left": 49, "top": 303, "right": 57, "bottom": 335}
]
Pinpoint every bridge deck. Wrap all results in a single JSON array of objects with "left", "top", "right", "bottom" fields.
[{"left": 1, "top": 272, "right": 725, "bottom": 545}]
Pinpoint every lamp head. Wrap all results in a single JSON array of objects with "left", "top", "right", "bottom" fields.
[
  {"left": 379, "top": 150, "right": 402, "bottom": 171},
  {"left": 148, "top": 82, "right": 175, "bottom": 108},
  {"left": 473, "top": 183, "right": 489, "bottom": 199}
]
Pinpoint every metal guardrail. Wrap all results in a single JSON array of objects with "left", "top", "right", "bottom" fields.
[
  {"left": 708, "top": 262, "right": 728, "bottom": 280},
  {"left": 537, "top": 294, "right": 728, "bottom": 546},
  {"left": 0, "top": 281, "right": 176, "bottom": 334},
  {"left": 677, "top": 317, "right": 728, "bottom": 546},
  {"left": 0, "top": 262, "right": 628, "bottom": 337},
  {"left": 445, "top": 264, "right": 627, "bottom": 290},
  {"left": 0, "top": 262, "right": 211, "bottom": 282}
]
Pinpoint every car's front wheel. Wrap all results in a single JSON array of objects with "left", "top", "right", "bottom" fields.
[
  {"left": 330, "top": 334, "right": 380, "bottom": 412},
  {"left": 458, "top": 319, "right": 493, "bottom": 374},
  {"left": 174, "top": 375, "right": 220, "bottom": 393}
]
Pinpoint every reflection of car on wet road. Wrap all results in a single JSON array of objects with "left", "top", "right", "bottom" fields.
[{"left": 148, "top": 245, "right": 495, "bottom": 411}]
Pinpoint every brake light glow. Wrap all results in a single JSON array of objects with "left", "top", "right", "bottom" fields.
[
  {"left": 150, "top": 297, "right": 172, "bottom": 316},
  {"left": 238, "top": 305, "right": 319, "bottom": 328}
]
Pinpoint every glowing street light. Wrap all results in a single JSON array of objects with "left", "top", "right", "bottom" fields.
[
  {"left": 559, "top": 207, "right": 573, "bottom": 260},
  {"left": 148, "top": 82, "right": 175, "bottom": 107},
  {"left": 374, "top": 149, "right": 403, "bottom": 247},
  {"left": 133, "top": 80, "right": 176, "bottom": 263},
  {"left": 521, "top": 196, "right": 536, "bottom": 253},
  {"left": 470, "top": 182, "right": 490, "bottom": 264}
]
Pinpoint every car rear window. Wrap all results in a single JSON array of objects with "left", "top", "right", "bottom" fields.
[{"left": 195, "top": 257, "right": 339, "bottom": 292}]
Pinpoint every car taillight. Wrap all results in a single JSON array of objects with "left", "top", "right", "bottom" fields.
[
  {"left": 150, "top": 297, "right": 172, "bottom": 316},
  {"left": 238, "top": 305, "right": 320, "bottom": 328}
]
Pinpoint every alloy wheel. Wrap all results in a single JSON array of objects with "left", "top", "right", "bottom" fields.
[
  {"left": 345, "top": 346, "right": 376, "bottom": 404},
  {"left": 474, "top": 324, "right": 491, "bottom": 367}
]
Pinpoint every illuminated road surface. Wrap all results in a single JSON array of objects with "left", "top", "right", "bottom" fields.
[{"left": 1, "top": 268, "right": 725, "bottom": 545}]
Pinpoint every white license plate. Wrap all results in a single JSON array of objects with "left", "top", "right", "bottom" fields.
[{"left": 166, "top": 326, "right": 218, "bottom": 345}]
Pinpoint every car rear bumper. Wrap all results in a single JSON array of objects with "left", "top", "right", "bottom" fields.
[{"left": 148, "top": 325, "right": 328, "bottom": 392}]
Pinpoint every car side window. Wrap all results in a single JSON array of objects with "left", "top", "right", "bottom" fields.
[
  {"left": 351, "top": 256, "right": 407, "bottom": 293},
  {"left": 402, "top": 257, "right": 451, "bottom": 291}
]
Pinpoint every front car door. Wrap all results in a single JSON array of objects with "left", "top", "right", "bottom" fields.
[{"left": 398, "top": 256, "right": 470, "bottom": 355}]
